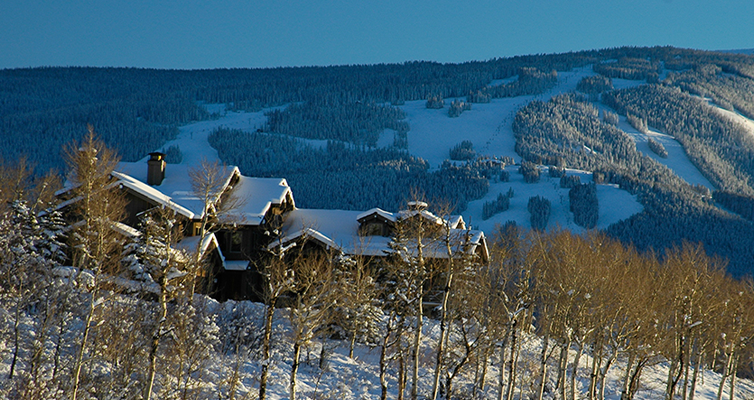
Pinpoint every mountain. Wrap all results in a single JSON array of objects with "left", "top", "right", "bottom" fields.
[{"left": 2, "top": 46, "right": 754, "bottom": 274}]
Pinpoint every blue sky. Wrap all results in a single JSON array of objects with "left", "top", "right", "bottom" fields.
[{"left": 2, "top": 0, "right": 752, "bottom": 69}]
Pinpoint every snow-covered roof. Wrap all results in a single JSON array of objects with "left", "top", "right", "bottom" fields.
[
  {"left": 396, "top": 208, "right": 465, "bottom": 229},
  {"left": 224, "top": 260, "right": 249, "bottom": 271},
  {"left": 356, "top": 207, "right": 397, "bottom": 223},
  {"left": 221, "top": 175, "right": 293, "bottom": 225},
  {"left": 274, "top": 208, "right": 486, "bottom": 260},
  {"left": 114, "top": 161, "right": 292, "bottom": 225},
  {"left": 270, "top": 227, "right": 340, "bottom": 252},
  {"left": 115, "top": 162, "right": 232, "bottom": 219},
  {"left": 174, "top": 233, "right": 220, "bottom": 259}
]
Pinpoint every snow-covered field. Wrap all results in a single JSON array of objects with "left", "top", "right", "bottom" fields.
[
  {"left": 465, "top": 167, "right": 642, "bottom": 233},
  {"left": 592, "top": 102, "right": 715, "bottom": 191},
  {"left": 400, "top": 66, "right": 598, "bottom": 169}
]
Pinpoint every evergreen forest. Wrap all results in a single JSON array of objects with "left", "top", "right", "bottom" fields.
[{"left": 3, "top": 46, "right": 754, "bottom": 274}]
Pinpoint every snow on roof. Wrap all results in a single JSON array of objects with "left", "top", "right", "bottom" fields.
[
  {"left": 115, "top": 161, "right": 292, "bottom": 225},
  {"left": 274, "top": 209, "right": 393, "bottom": 256},
  {"left": 174, "top": 233, "right": 245, "bottom": 272},
  {"left": 398, "top": 209, "right": 445, "bottom": 225},
  {"left": 110, "top": 221, "right": 141, "bottom": 238},
  {"left": 275, "top": 208, "right": 486, "bottom": 259},
  {"left": 269, "top": 227, "right": 340, "bottom": 252},
  {"left": 224, "top": 260, "right": 249, "bottom": 271},
  {"left": 174, "top": 233, "right": 220, "bottom": 259},
  {"left": 445, "top": 215, "right": 465, "bottom": 229},
  {"left": 356, "top": 207, "right": 397, "bottom": 223},
  {"left": 113, "top": 163, "right": 208, "bottom": 219},
  {"left": 222, "top": 176, "right": 293, "bottom": 225}
]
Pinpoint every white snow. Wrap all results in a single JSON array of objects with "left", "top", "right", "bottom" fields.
[
  {"left": 465, "top": 166, "right": 643, "bottom": 233},
  {"left": 708, "top": 100, "right": 754, "bottom": 140},
  {"left": 594, "top": 103, "right": 716, "bottom": 190},
  {"left": 399, "top": 66, "right": 598, "bottom": 170}
]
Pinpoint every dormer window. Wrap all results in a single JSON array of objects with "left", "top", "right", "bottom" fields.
[
  {"left": 356, "top": 207, "right": 396, "bottom": 237},
  {"left": 360, "top": 221, "right": 389, "bottom": 237}
]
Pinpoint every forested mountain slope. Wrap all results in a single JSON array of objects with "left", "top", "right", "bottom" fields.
[{"left": 3, "top": 47, "right": 754, "bottom": 274}]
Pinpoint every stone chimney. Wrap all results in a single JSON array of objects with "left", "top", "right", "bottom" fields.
[{"left": 147, "top": 152, "right": 166, "bottom": 186}]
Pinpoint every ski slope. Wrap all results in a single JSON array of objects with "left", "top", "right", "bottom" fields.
[{"left": 148, "top": 65, "right": 731, "bottom": 232}]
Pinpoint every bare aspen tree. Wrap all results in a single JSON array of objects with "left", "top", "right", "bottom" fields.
[
  {"left": 188, "top": 158, "right": 243, "bottom": 296},
  {"left": 387, "top": 201, "right": 438, "bottom": 400},
  {"left": 430, "top": 203, "right": 464, "bottom": 400},
  {"left": 256, "top": 244, "right": 296, "bottom": 400},
  {"left": 333, "top": 254, "right": 383, "bottom": 359},
  {"left": 124, "top": 206, "right": 191, "bottom": 400},
  {"left": 64, "top": 127, "right": 126, "bottom": 400},
  {"left": 287, "top": 254, "right": 337, "bottom": 400}
]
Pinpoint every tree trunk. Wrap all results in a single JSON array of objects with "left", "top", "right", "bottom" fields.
[
  {"left": 379, "top": 325, "right": 390, "bottom": 400},
  {"left": 8, "top": 302, "right": 22, "bottom": 380},
  {"left": 349, "top": 331, "right": 357, "bottom": 359},
  {"left": 505, "top": 322, "right": 520, "bottom": 400},
  {"left": 258, "top": 299, "right": 277, "bottom": 400},
  {"left": 411, "top": 287, "right": 423, "bottom": 400},
  {"left": 666, "top": 334, "right": 684, "bottom": 400},
  {"left": 689, "top": 350, "right": 703, "bottom": 400},
  {"left": 715, "top": 349, "right": 732, "bottom": 400},
  {"left": 398, "top": 352, "right": 406, "bottom": 400},
  {"left": 497, "top": 329, "right": 509, "bottom": 400},
  {"left": 431, "top": 268, "right": 454, "bottom": 400},
  {"left": 627, "top": 358, "right": 647, "bottom": 400},
  {"left": 289, "top": 341, "right": 301, "bottom": 400},
  {"left": 535, "top": 333, "right": 550, "bottom": 400},
  {"left": 145, "top": 279, "right": 169, "bottom": 400},
  {"left": 598, "top": 351, "right": 615, "bottom": 400},
  {"left": 729, "top": 353, "right": 738, "bottom": 400},
  {"left": 319, "top": 338, "right": 329, "bottom": 370},
  {"left": 477, "top": 343, "right": 491, "bottom": 394},
  {"left": 622, "top": 352, "right": 636, "bottom": 400},
  {"left": 71, "top": 287, "right": 98, "bottom": 400},
  {"left": 682, "top": 338, "right": 694, "bottom": 400},
  {"left": 588, "top": 336, "right": 602, "bottom": 400},
  {"left": 557, "top": 338, "right": 571, "bottom": 400},
  {"left": 571, "top": 341, "right": 584, "bottom": 400}
]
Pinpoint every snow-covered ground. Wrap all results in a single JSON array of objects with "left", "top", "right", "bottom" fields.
[
  {"left": 465, "top": 166, "right": 642, "bottom": 233},
  {"left": 5, "top": 295, "right": 751, "bottom": 399},
  {"left": 591, "top": 103, "right": 716, "bottom": 191},
  {"left": 243, "top": 309, "right": 754, "bottom": 400},
  {"left": 708, "top": 100, "right": 754, "bottom": 141},
  {"left": 400, "top": 66, "right": 599, "bottom": 170}
]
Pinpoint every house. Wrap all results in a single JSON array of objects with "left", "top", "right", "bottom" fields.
[
  {"left": 270, "top": 201, "right": 489, "bottom": 264},
  {"left": 65, "top": 152, "right": 489, "bottom": 301},
  {"left": 112, "top": 153, "right": 294, "bottom": 299}
]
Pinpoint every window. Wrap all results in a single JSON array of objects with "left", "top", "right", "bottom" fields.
[
  {"left": 227, "top": 231, "right": 243, "bottom": 253},
  {"left": 361, "top": 222, "right": 385, "bottom": 236}
]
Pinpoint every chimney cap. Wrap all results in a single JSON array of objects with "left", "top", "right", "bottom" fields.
[{"left": 148, "top": 152, "right": 166, "bottom": 161}]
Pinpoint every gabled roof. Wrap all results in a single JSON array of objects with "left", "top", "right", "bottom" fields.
[
  {"left": 221, "top": 175, "right": 294, "bottom": 225},
  {"left": 114, "top": 161, "right": 292, "bottom": 225},
  {"left": 356, "top": 207, "right": 397, "bottom": 223}
]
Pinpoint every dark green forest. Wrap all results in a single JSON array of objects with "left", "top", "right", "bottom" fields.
[{"left": 3, "top": 46, "right": 754, "bottom": 274}]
